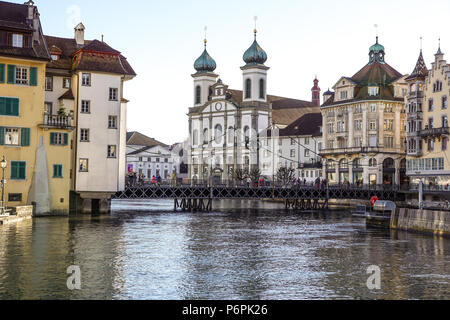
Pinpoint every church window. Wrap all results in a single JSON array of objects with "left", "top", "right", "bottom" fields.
[
  {"left": 259, "top": 79, "right": 265, "bottom": 99},
  {"left": 215, "top": 125, "right": 223, "bottom": 144},
  {"left": 228, "top": 127, "right": 234, "bottom": 144},
  {"left": 203, "top": 128, "right": 209, "bottom": 145},
  {"left": 192, "top": 129, "right": 198, "bottom": 146},
  {"left": 195, "top": 86, "right": 201, "bottom": 104},
  {"left": 245, "top": 79, "right": 252, "bottom": 99}
]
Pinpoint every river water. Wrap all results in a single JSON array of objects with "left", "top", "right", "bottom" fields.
[{"left": 0, "top": 200, "right": 449, "bottom": 300}]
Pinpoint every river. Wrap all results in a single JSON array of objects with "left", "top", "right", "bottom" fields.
[{"left": 0, "top": 200, "right": 449, "bottom": 300}]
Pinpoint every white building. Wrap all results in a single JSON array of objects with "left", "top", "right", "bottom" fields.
[
  {"left": 45, "top": 23, "right": 136, "bottom": 213},
  {"left": 188, "top": 30, "right": 321, "bottom": 183},
  {"left": 262, "top": 113, "right": 323, "bottom": 183},
  {"left": 126, "top": 132, "right": 175, "bottom": 181}
]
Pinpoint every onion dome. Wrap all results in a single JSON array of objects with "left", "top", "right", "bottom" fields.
[
  {"left": 194, "top": 40, "right": 216, "bottom": 73},
  {"left": 243, "top": 31, "right": 267, "bottom": 66}
]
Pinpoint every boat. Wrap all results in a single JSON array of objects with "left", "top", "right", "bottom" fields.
[{"left": 352, "top": 205, "right": 368, "bottom": 217}]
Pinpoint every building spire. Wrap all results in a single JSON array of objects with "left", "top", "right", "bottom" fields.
[
  {"left": 254, "top": 16, "right": 258, "bottom": 40},
  {"left": 436, "top": 37, "right": 442, "bottom": 55},
  {"left": 204, "top": 26, "right": 207, "bottom": 48}
]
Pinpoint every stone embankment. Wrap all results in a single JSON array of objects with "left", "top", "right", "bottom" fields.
[{"left": 390, "top": 208, "right": 450, "bottom": 236}]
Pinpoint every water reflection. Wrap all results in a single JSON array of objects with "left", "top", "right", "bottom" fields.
[{"left": 0, "top": 199, "right": 449, "bottom": 300}]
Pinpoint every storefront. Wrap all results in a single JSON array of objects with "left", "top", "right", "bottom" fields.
[
  {"left": 352, "top": 158, "right": 363, "bottom": 185},
  {"left": 383, "top": 158, "right": 395, "bottom": 186}
]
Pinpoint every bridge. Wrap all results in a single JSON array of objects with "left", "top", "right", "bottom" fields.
[{"left": 114, "top": 185, "right": 406, "bottom": 212}]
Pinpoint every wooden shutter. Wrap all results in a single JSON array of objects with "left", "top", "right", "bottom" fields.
[
  {"left": 19, "top": 162, "right": 26, "bottom": 179},
  {"left": 7, "top": 65, "right": 15, "bottom": 84},
  {"left": 5, "top": 98, "right": 19, "bottom": 116},
  {"left": 63, "top": 133, "right": 68, "bottom": 146},
  {"left": 29, "top": 67, "right": 37, "bottom": 86},
  {"left": 0, "top": 97, "right": 5, "bottom": 115},
  {"left": 0, "top": 127, "right": 4, "bottom": 145},
  {"left": 50, "top": 132, "right": 55, "bottom": 145},
  {"left": 0, "top": 64, "right": 5, "bottom": 83},
  {"left": 21, "top": 128, "right": 30, "bottom": 146}
]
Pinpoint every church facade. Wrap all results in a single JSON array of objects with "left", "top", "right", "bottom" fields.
[{"left": 187, "top": 30, "right": 321, "bottom": 183}]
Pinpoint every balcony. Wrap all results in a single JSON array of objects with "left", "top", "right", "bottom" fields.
[
  {"left": 419, "top": 127, "right": 449, "bottom": 138},
  {"left": 320, "top": 146, "right": 381, "bottom": 156},
  {"left": 407, "top": 149, "right": 423, "bottom": 157},
  {"left": 39, "top": 114, "right": 75, "bottom": 130},
  {"left": 408, "top": 91, "right": 424, "bottom": 99}
]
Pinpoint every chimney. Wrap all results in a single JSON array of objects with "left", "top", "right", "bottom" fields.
[{"left": 74, "top": 23, "right": 85, "bottom": 46}]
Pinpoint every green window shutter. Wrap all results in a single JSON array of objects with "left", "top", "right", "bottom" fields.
[
  {"left": 50, "top": 132, "right": 55, "bottom": 145},
  {"left": 0, "top": 127, "right": 4, "bottom": 145},
  {"left": 53, "top": 165, "right": 63, "bottom": 178},
  {"left": 63, "top": 133, "right": 68, "bottom": 146},
  {"left": 21, "top": 128, "right": 30, "bottom": 146},
  {"left": 0, "top": 97, "right": 5, "bottom": 115},
  {"left": 7, "top": 65, "right": 15, "bottom": 84},
  {"left": 19, "top": 162, "right": 26, "bottom": 179},
  {"left": 10, "top": 162, "right": 17, "bottom": 179},
  {"left": 0, "top": 64, "right": 5, "bottom": 83},
  {"left": 3, "top": 98, "right": 19, "bottom": 116},
  {"left": 11, "top": 161, "right": 25, "bottom": 180},
  {"left": 29, "top": 67, "right": 37, "bottom": 86}
]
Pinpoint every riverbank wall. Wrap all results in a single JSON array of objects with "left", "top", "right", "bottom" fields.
[{"left": 390, "top": 208, "right": 450, "bottom": 237}]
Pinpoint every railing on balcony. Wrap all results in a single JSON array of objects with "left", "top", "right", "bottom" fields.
[
  {"left": 408, "top": 91, "right": 424, "bottom": 99},
  {"left": 419, "top": 126, "right": 449, "bottom": 138},
  {"left": 320, "top": 146, "right": 381, "bottom": 156},
  {"left": 40, "top": 114, "right": 74, "bottom": 129}
]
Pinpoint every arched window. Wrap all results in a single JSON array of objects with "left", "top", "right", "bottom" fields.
[
  {"left": 228, "top": 127, "right": 234, "bottom": 144},
  {"left": 339, "top": 159, "right": 348, "bottom": 169},
  {"left": 369, "top": 158, "right": 377, "bottom": 168},
  {"left": 215, "top": 124, "right": 223, "bottom": 144},
  {"left": 244, "top": 126, "right": 250, "bottom": 143},
  {"left": 192, "top": 129, "right": 198, "bottom": 146},
  {"left": 245, "top": 79, "right": 252, "bottom": 99},
  {"left": 353, "top": 158, "right": 361, "bottom": 169},
  {"left": 383, "top": 158, "right": 395, "bottom": 169},
  {"left": 203, "top": 128, "right": 209, "bottom": 145},
  {"left": 195, "top": 86, "right": 201, "bottom": 104},
  {"left": 259, "top": 79, "right": 265, "bottom": 99}
]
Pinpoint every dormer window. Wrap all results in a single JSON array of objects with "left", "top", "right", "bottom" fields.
[
  {"left": 368, "top": 86, "right": 379, "bottom": 96},
  {"left": 51, "top": 54, "right": 59, "bottom": 61},
  {"left": 12, "top": 34, "right": 23, "bottom": 48},
  {"left": 340, "top": 91, "right": 348, "bottom": 100}
]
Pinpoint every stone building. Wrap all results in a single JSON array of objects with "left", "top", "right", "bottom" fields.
[
  {"left": 320, "top": 37, "right": 408, "bottom": 186},
  {"left": 187, "top": 29, "right": 321, "bottom": 183},
  {"left": 406, "top": 45, "right": 450, "bottom": 187}
]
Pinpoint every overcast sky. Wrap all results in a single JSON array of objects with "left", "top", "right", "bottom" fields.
[{"left": 26, "top": 0, "right": 450, "bottom": 144}]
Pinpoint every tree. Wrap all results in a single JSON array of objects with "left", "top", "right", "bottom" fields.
[
  {"left": 277, "top": 167, "right": 295, "bottom": 186},
  {"left": 233, "top": 168, "right": 248, "bottom": 183},
  {"left": 249, "top": 168, "right": 261, "bottom": 184}
]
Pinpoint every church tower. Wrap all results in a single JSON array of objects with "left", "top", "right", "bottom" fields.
[
  {"left": 192, "top": 38, "right": 218, "bottom": 107},
  {"left": 312, "top": 77, "right": 321, "bottom": 107},
  {"left": 241, "top": 27, "right": 269, "bottom": 106}
]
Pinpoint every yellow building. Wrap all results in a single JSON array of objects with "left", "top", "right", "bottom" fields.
[
  {"left": 406, "top": 45, "right": 450, "bottom": 187},
  {"left": 320, "top": 38, "right": 408, "bottom": 186},
  {"left": 0, "top": 1, "right": 72, "bottom": 215}
]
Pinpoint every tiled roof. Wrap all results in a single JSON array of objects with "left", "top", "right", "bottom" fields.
[
  {"left": 279, "top": 113, "right": 323, "bottom": 137},
  {"left": 351, "top": 61, "right": 403, "bottom": 86},
  {"left": 126, "top": 132, "right": 168, "bottom": 148},
  {"left": 405, "top": 51, "right": 429, "bottom": 81},
  {"left": 44, "top": 35, "right": 136, "bottom": 76},
  {"left": 322, "top": 61, "right": 404, "bottom": 107},
  {"left": 0, "top": 1, "right": 50, "bottom": 61},
  {"left": 59, "top": 89, "right": 74, "bottom": 100},
  {"left": 189, "top": 88, "right": 319, "bottom": 126}
]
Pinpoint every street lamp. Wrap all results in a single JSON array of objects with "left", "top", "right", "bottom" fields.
[{"left": 1, "top": 156, "right": 7, "bottom": 216}]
